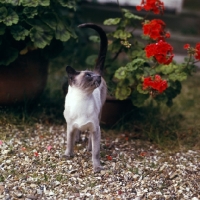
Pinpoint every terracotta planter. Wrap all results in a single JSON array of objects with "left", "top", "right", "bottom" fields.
[
  {"left": 101, "top": 97, "right": 133, "bottom": 125},
  {"left": 0, "top": 51, "right": 48, "bottom": 105}
]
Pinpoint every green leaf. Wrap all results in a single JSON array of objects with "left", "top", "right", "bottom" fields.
[
  {"left": 85, "top": 55, "right": 97, "bottom": 66},
  {"left": 126, "top": 73, "right": 136, "bottom": 86},
  {"left": 141, "top": 34, "right": 150, "bottom": 40},
  {"left": 115, "top": 86, "right": 131, "bottom": 100},
  {"left": 57, "top": 0, "right": 76, "bottom": 10},
  {"left": 168, "top": 72, "right": 187, "bottom": 82},
  {"left": 124, "top": 12, "right": 143, "bottom": 20},
  {"left": 10, "top": 25, "right": 29, "bottom": 41},
  {"left": 65, "top": 25, "right": 77, "bottom": 39},
  {"left": 135, "top": 73, "right": 143, "bottom": 80},
  {"left": 143, "top": 67, "right": 156, "bottom": 76},
  {"left": 3, "top": 8, "right": 19, "bottom": 26},
  {"left": 55, "top": 22, "right": 71, "bottom": 42},
  {"left": 23, "top": 7, "right": 38, "bottom": 18},
  {"left": 42, "top": 13, "right": 57, "bottom": 30},
  {"left": 0, "top": 7, "right": 7, "bottom": 23},
  {"left": 30, "top": 23, "right": 53, "bottom": 48},
  {"left": 122, "top": 8, "right": 143, "bottom": 20},
  {"left": 154, "top": 94, "right": 168, "bottom": 104},
  {"left": 113, "top": 30, "right": 131, "bottom": 40},
  {"left": 114, "top": 67, "right": 127, "bottom": 80},
  {"left": 121, "top": 8, "right": 129, "bottom": 13},
  {"left": 155, "top": 63, "right": 177, "bottom": 75},
  {"left": 5, "top": 0, "right": 20, "bottom": 6},
  {"left": 125, "top": 58, "right": 145, "bottom": 72},
  {"left": 130, "top": 49, "right": 146, "bottom": 59},
  {"left": 21, "top": 0, "right": 38, "bottom": 7},
  {"left": 38, "top": 0, "right": 50, "bottom": 6},
  {"left": 103, "top": 18, "right": 121, "bottom": 25},
  {"left": 131, "top": 91, "right": 149, "bottom": 107},
  {"left": 0, "top": 23, "right": 6, "bottom": 35},
  {"left": 137, "top": 84, "right": 149, "bottom": 94},
  {"left": 89, "top": 35, "right": 100, "bottom": 43}
]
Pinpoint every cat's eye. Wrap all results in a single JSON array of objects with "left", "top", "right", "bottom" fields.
[{"left": 85, "top": 73, "right": 91, "bottom": 77}]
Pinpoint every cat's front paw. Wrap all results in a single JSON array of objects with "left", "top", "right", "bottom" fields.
[
  {"left": 86, "top": 144, "right": 92, "bottom": 152},
  {"left": 93, "top": 165, "right": 104, "bottom": 173},
  {"left": 63, "top": 150, "right": 74, "bottom": 159}
]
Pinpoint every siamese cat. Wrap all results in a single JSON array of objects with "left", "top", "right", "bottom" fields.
[{"left": 63, "top": 23, "right": 107, "bottom": 173}]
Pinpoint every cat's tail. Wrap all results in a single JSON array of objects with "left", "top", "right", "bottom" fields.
[{"left": 78, "top": 23, "right": 108, "bottom": 76}]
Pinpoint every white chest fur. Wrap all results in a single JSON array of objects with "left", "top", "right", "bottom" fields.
[{"left": 64, "top": 86, "right": 101, "bottom": 132}]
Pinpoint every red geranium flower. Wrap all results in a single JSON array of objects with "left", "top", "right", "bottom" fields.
[
  {"left": 143, "top": 75, "right": 168, "bottom": 93},
  {"left": 136, "top": 0, "right": 164, "bottom": 14},
  {"left": 183, "top": 44, "right": 190, "bottom": 50},
  {"left": 184, "top": 43, "right": 200, "bottom": 60},
  {"left": 165, "top": 32, "right": 170, "bottom": 38},
  {"left": 145, "top": 40, "right": 174, "bottom": 64},
  {"left": 195, "top": 42, "right": 200, "bottom": 60},
  {"left": 143, "top": 19, "right": 169, "bottom": 40}
]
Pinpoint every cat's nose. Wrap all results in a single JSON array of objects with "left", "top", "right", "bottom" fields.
[{"left": 97, "top": 75, "right": 101, "bottom": 81}]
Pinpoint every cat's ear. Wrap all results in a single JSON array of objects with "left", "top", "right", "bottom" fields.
[
  {"left": 66, "top": 66, "right": 77, "bottom": 75},
  {"left": 66, "top": 66, "right": 79, "bottom": 84}
]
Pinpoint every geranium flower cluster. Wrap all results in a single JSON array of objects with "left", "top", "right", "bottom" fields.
[
  {"left": 143, "top": 75, "right": 168, "bottom": 93},
  {"left": 136, "top": 0, "right": 174, "bottom": 68},
  {"left": 145, "top": 40, "right": 174, "bottom": 65},
  {"left": 105, "top": 0, "right": 200, "bottom": 104},
  {"left": 136, "top": 0, "right": 164, "bottom": 14},
  {"left": 184, "top": 42, "right": 200, "bottom": 60},
  {"left": 142, "top": 19, "right": 170, "bottom": 40},
  {"left": 136, "top": 0, "right": 176, "bottom": 94}
]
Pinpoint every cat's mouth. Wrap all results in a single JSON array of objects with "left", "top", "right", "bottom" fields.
[{"left": 94, "top": 81, "right": 100, "bottom": 88}]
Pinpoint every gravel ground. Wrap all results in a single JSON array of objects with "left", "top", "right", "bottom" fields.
[{"left": 0, "top": 123, "right": 199, "bottom": 200}]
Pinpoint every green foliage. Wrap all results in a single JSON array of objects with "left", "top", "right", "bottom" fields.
[
  {"left": 85, "top": 7, "right": 198, "bottom": 108},
  {"left": 114, "top": 67, "right": 127, "bottom": 80},
  {"left": 103, "top": 18, "right": 121, "bottom": 25},
  {"left": 89, "top": 35, "right": 100, "bottom": 43},
  {"left": 23, "top": 7, "right": 38, "bottom": 18},
  {"left": 113, "top": 29, "right": 131, "bottom": 40},
  {"left": 122, "top": 9, "right": 143, "bottom": 20},
  {"left": 10, "top": 25, "right": 29, "bottom": 41},
  {"left": 86, "top": 55, "right": 97, "bottom": 66},
  {"left": 57, "top": 0, "right": 76, "bottom": 9},
  {"left": 131, "top": 90, "right": 149, "bottom": 107},
  {"left": 0, "top": 7, "right": 7, "bottom": 22},
  {"left": 115, "top": 85, "right": 131, "bottom": 100},
  {"left": 0, "top": 0, "right": 77, "bottom": 66},
  {"left": 3, "top": 8, "right": 19, "bottom": 26},
  {"left": 168, "top": 72, "right": 187, "bottom": 82},
  {"left": 30, "top": 25, "right": 53, "bottom": 48},
  {"left": 137, "top": 84, "right": 148, "bottom": 94},
  {"left": 55, "top": 22, "right": 71, "bottom": 42}
]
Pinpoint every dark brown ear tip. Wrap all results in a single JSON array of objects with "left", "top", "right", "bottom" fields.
[
  {"left": 66, "top": 65, "right": 71, "bottom": 71},
  {"left": 66, "top": 66, "right": 78, "bottom": 76},
  {"left": 66, "top": 66, "right": 74, "bottom": 73}
]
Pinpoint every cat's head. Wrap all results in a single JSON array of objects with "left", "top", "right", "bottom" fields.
[{"left": 66, "top": 66, "right": 101, "bottom": 93}]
